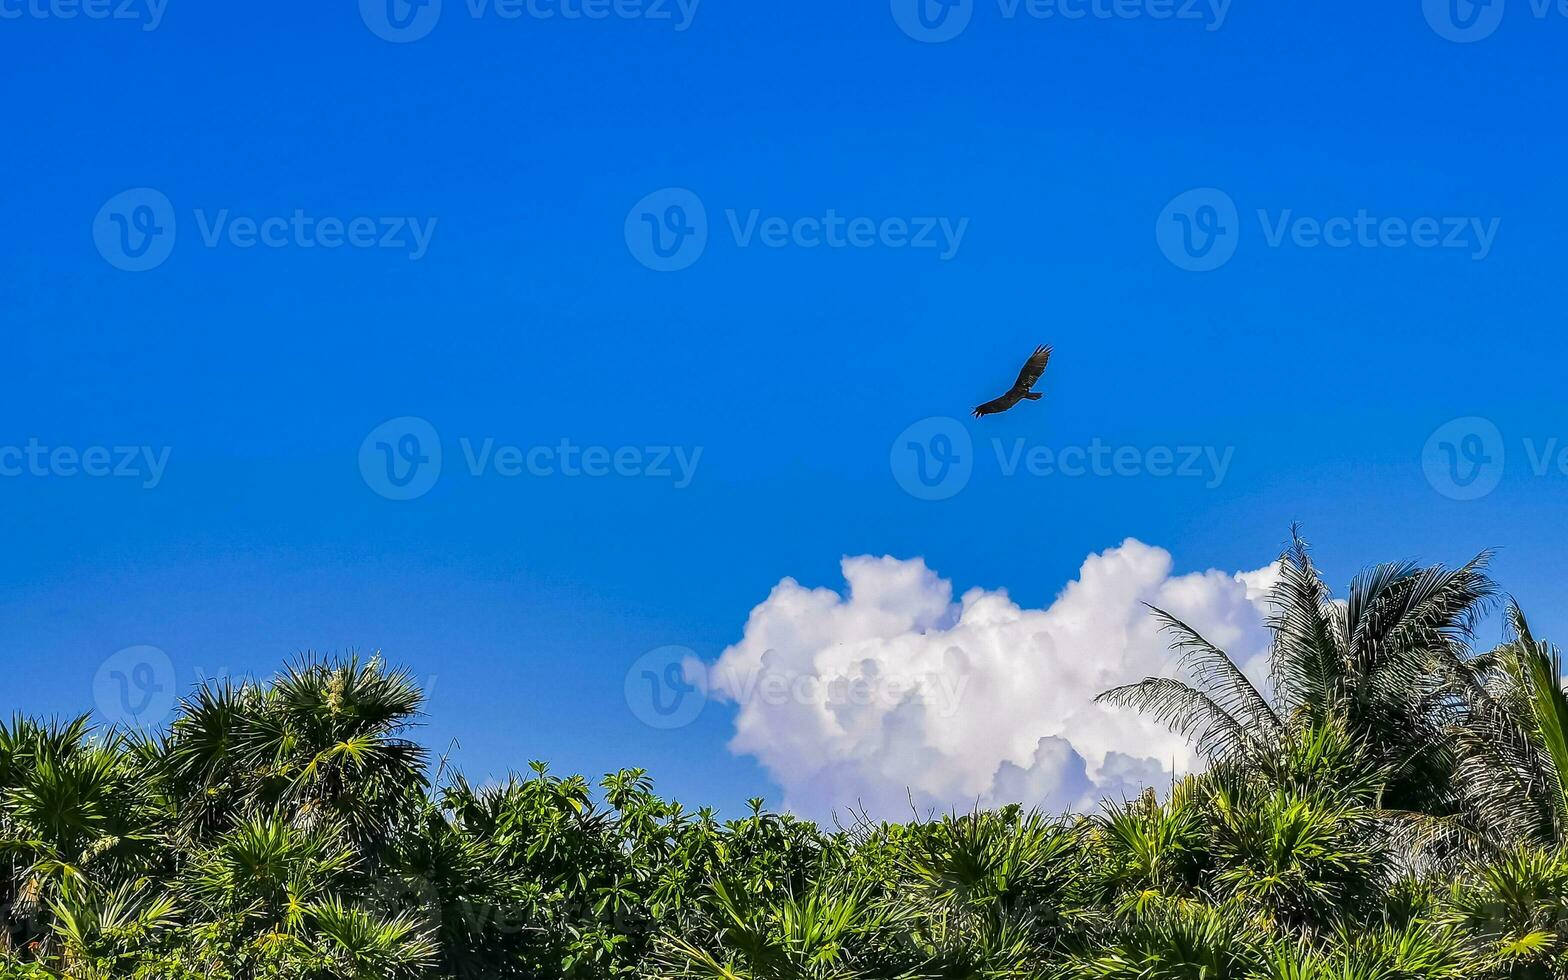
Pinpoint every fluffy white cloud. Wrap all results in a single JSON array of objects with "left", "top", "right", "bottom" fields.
[{"left": 709, "top": 540, "right": 1277, "bottom": 822}]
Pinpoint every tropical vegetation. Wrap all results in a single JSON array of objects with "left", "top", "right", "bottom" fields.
[{"left": 7, "top": 533, "right": 1568, "bottom": 978}]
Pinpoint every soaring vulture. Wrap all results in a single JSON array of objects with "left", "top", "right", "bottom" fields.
[{"left": 972, "top": 345, "right": 1052, "bottom": 418}]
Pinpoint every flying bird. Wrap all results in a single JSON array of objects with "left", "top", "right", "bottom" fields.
[{"left": 972, "top": 345, "right": 1052, "bottom": 418}]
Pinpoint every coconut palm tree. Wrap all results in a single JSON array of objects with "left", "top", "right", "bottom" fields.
[
  {"left": 1097, "top": 531, "right": 1496, "bottom": 816},
  {"left": 1440, "top": 603, "right": 1568, "bottom": 854}
]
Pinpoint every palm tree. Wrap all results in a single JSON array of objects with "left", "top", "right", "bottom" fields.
[
  {"left": 658, "top": 878, "right": 897, "bottom": 980},
  {"left": 17, "top": 608, "right": 1568, "bottom": 979},
  {"left": 1097, "top": 530, "right": 1496, "bottom": 816},
  {"left": 0, "top": 715, "right": 170, "bottom": 959},
  {"left": 165, "top": 655, "right": 429, "bottom": 851},
  {"left": 47, "top": 877, "right": 180, "bottom": 979},
  {"left": 890, "top": 806, "right": 1090, "bottom": 977},
  {"left": 1444, "top": 604, "right": 1568, "bottom": 850}
]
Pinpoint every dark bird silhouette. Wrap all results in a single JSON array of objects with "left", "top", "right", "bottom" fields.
[{"left": 972, "top": 346, "right": 1052, "bottom": 418}]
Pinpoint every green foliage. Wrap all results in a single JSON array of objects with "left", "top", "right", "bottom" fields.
[{"left": 4, "top": 537, "right": 1568, "bottom": 978}]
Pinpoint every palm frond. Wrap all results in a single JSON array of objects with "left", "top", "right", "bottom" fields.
[
  {"left": 1147, "top": 605, "right": 1282, "bottom": 738},
  {"left": 1096, "top": 679, "right": 1253, "bottom": 764}
]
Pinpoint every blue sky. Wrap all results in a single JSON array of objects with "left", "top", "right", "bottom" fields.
[{"left": 3, "top": 0, "right": 1566, "bottom": 814}]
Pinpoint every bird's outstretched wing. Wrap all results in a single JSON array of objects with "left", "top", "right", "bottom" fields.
[
  {"left": 1010, "top": 345, "right": 1052, "bottom": 394},
  {"left": 972, "top": 394, "right": 1018, "bottom": 418}
]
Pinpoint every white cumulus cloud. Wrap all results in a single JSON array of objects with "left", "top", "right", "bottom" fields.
[{"left": 709, "top": 539, "right": 1277, "bottom": 822}]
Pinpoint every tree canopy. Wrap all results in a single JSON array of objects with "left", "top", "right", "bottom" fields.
[{"left": 7, "top": 534, "right": 1568, "bottom": 979}]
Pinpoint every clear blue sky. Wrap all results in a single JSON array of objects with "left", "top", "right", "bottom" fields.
[{"left": 3, "top": 0, "right": 1566, "bottom": 813}]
